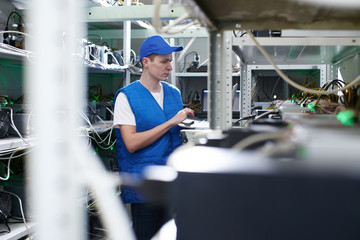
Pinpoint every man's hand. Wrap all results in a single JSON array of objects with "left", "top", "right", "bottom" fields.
[{"left": 170, "top": 108, "right": 195, "bottom": 125}]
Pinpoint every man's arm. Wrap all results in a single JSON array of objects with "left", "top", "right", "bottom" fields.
[{"left": 120, "top": 108, "right": 194, "bottom": 153}]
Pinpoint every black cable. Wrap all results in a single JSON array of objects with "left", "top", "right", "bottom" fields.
[
  {"left": 5, "top": 11, "right": 26, "bottom": 29},
  {"left": 84, "top": 34, "right": 103, "bottom": 44},
  {"left": 3, "top": 11, "right": 26, "bottom": 42},
  {"left": 180, "top": 51, "right": 198, "bottom": 72},
  {"left": 0, "top": 221, "right": 11, "bottom": 234}
]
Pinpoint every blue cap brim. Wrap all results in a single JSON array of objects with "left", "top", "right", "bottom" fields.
[{"left": 140, "top": 35, "right": 184, "bottom": 60}]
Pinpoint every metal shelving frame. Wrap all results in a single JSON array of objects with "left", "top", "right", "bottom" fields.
[{"left": 181, "top": 0, "right": 360, "bottom": 130}]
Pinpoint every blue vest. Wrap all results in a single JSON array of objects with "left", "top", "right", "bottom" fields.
[{"left": 114, "top": 80, "right": 183, "bottom": 203}]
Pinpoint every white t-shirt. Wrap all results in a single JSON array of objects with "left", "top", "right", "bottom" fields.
[{"left": 113, "top": 83, "right": 164, "bottom": 128}]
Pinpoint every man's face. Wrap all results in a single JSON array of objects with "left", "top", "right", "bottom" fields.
[{"left": 145, "top": 54, "right": 173, "bottom": 81}]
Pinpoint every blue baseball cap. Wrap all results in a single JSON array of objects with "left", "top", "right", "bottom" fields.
[{"left": 140, "top": 35, "right": 183, "bottom": 61}]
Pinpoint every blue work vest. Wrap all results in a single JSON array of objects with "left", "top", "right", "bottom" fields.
[{"left": 114, "top": 80, "right": 183, "bottom": 203}]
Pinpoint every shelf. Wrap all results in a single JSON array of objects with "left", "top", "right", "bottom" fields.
[
  {"left": 0, "top": 46, "right": 28, "bottom": 66},
  {"left": 185, "top": 0, "right": 360, "bottom": 30},
  {"left": 0, "top": 121, "right": 112, "bottom": 152},
  {"left": 87, "top": 65, "right": 126, "bottom": 74},
  {"left": 175, "top": 72, "right": 241, "bottom": 77},
  {"left": 0, "top": 222, "right": 36, "bottom": 240},
  {"left": 0, "top": 137, "right": 35, "bottom": 152},
  {"left": 79, "top": 120, "right": 113, "bottom": 136},
  {"left": 232, "top": 36, "right": 360, "bottom": 65},
  {"left": 175, "top": 72, "right": 208, "bottom": 77}
]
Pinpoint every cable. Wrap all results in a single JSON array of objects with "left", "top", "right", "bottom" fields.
[
  {"left": 246, "top": 30, "right": 360, "bottom": 95},
  {"left": 0, "top": 190, "right": 32, "bottom": 239},
  {"left": 0, "top": 147, "right": 33, "bottom": 181},
  {"left": 0, "top": 221, "right": 11, "bottom": 234},
  {"left": 84, "top": 34, "right": 103, "bottom": 44},
  {"left": 79, "top": 110, "right": 115, "bottom": 149},
  {"left": 254, "top": 109, "right": 278, "bottom": 120},
  {"left": 180, "top": 51, "right": 199, "bottom": 72},
  {"left": 270, "top": 77, "right": 282, "bottom": 100},
  {"left": 152, "top": 0, "right": 199, "bottom": 35},
  {"left": 177, "top": 37, "right": 196, "bottom": 63},
  {"left": 232, "top": 114, "right": 256, "bottom": 126},
  {"left": 232, "top": 131, "right": 286, "bottom": 151},
  {"left": 106, "top": 107, "right": 114, "bottom": 116},
  {"left": 2, "top": 107, "right": 32, "bottom": 146},
  {"left": 4, "top": 11, "right": 26, "bottom": 41},
  {"left": 1, "top": 30, "right": 32, "bottom": 40}
]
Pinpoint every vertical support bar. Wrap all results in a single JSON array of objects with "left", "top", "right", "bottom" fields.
[
  {"left": 168, "top": 3, "right": 176, "bottom": 86},
  {"left": 27, "top": 0, "right": 86, "bottom": 239},
  {"left": 208, "top": 30, "right": 221, "bottom": 129},
  {"left": 208, "top": 30, "right": 233, "bottom": 130},
  {"left": 123, "top": 0, "right": 131, "bottom": 86},
  {"left": 169, "top": 37, "right": 176, "bottom": 86},
  {"left": 241, "top": 65, "right": 252, "bottom": 118},
  {"left": 326, "top": 64, "right": 337, "bottom": 84},
  {"left": 221, "top": 31, "right": 233, "bottom": 130},
  {"left": 239, "top": 65, "right": 246, "bottom": 119},
  {"left": 318, "top": 64, "right": 327, "bottom": 86}
]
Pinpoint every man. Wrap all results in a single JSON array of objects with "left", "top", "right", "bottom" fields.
[{"left": 113, "top": 35, "right": 194, "bottom": 240}]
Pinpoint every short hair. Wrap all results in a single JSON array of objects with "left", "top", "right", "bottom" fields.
[
  {"left": 141, "top": 54, "right": 156, "bottom": 68},
  {"left": 146, "top": 53, "right": 156, "bottom": 62}
]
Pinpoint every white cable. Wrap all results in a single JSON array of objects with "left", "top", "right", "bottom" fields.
[
  {"left": 96, "top": 115, "right": 108, "bottom": 127},
  {"left": 90, "top": 127, "right": 113, "bottom": 145},
  {"left": 26, "top": 110, "right": 34, "bottom": 137},
  {"left": 107, "top": 126, "right": 113, "bottom": 146},
  {"left": 105, "top": 107, "right": 114, "bottom": 116},
  {"left": 254, "top": 109, "right": 278, "bottom": 120},
  {"left": 232, "top": 132, "right": 286, "bottom": 151},
  {"left": 0, "top": 147, "right": 33, "bottom": 181},
  {"left": 87, "top": 136, "right": 116, "bottom": 150},
  {"left": 246, "top": 30, "right": 360, "bottom": 95},
  {"left": 177, "top": 37, "right": 196, "bottom": 63},
  {"left": 0, "top": 30, "right": 34, "bottom": 39},
  {"left": 0, "top": 149, "right": 16, "bottom": 181},
  {"left": 197, "top": 58, "right": 209, "bottom": 69},
  {"left": 75, "top": 149, "right": 135, "bottom": 240},
  {"left": 2, "top": 107, "right": 32, "bottom": 146},
  {"left": 79, "top": 109, "right": 104, "bottom": 140},
  {"left": 79, "top": 109, "right": 115, "bottom": 149},
  {"left": 152, "top": 0, "right": 199, "bottom": 35},
  {"left": 162, "top": 20, "right": 200, "bottom": 35}
]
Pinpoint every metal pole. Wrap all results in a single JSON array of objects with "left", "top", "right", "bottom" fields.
[
  {"left": 27, "top": 0, "right": 86, "bottom": 239},
  {"left": 124, "top": 0, "right": 131, "bottom": 86},
  {"left": 221, "top": 31, "right": 233, "bottom": 129},
  {"left": 169, "top": 37, "right": 177, "bottom": 86},
  {"left": 208, "top": 30, "right": 233, "bottom": 130},
  {"left": 208, "top": 30, "right": 221, "bottom": 129}
]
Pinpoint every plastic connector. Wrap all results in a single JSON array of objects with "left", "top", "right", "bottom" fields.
[
  {"left": 337, "top": 110, "right": 355, "bottom": 126},
  {"left": 193, "top": 54, "right": 200, "bottom": 64}
]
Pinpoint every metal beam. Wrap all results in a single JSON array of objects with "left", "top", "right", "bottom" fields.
[
  {"left": 233, "top": 37, "right": 360, "bottom": 46},
  {"left": 86, "top": 4, "right": 188, "bottom": 22},
  {"left": 88, "top": 28, "right": 208, "bottom": 39}
]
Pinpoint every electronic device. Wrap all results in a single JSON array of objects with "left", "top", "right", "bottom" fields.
[
  {"left": 0, "top": 192, "right": 12, "bottom": 221},
  {"left": 0, "top": 110, "right": 10, "bottom": 138},
  {"left": 198, "top": 89, "right": 240, "bottom": 118}
]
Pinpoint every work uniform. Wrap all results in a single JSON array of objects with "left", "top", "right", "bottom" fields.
[{"left": 114, "top": 80, "right": 183, "bottom": 203}]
